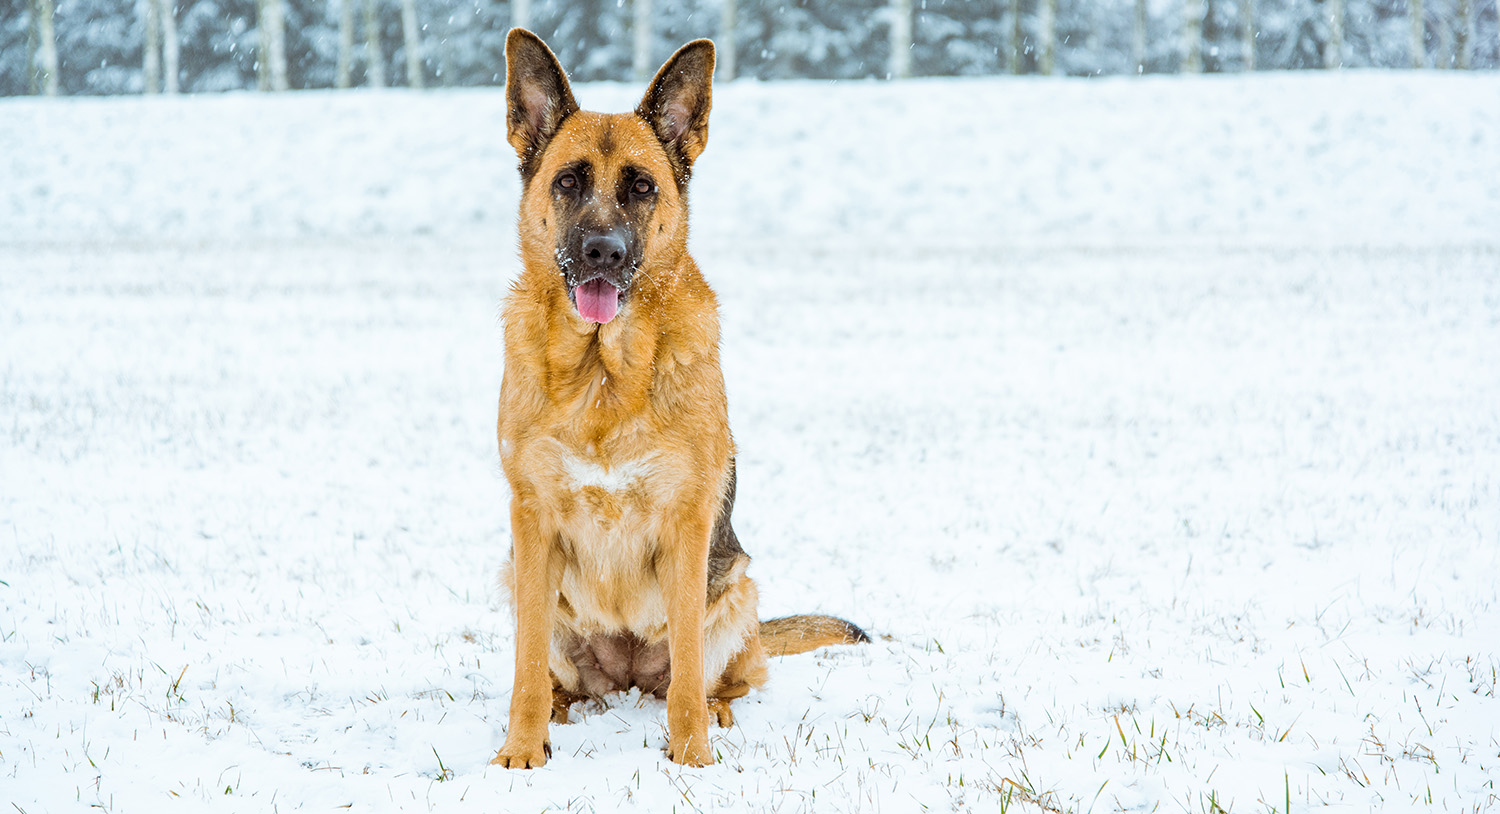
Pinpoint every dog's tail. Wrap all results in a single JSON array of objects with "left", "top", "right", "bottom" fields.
[{"left": 759, "top": 615, "right": 871, "bottom": 657}]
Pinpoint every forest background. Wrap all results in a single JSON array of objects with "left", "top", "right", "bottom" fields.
[{"left": 5, "top": 0, "right": 1498, "bottom": 98}]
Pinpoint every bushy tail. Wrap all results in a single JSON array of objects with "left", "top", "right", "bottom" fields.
[{"left": 759, "top": 615, "right": 871, "bottom": 657}]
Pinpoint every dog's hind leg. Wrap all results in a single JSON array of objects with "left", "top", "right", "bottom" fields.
[
  {"left": 708, "top": 629, "right": 768, "bottom": 728},
  {"left": 706, "top": 680, "right": 751, "bottom": 727},
  {"left": 551, "top": 684, "right": 588, "bottom": 724},
  {"left": 706, "top": 697, "right": 735, "bottom": 727}
]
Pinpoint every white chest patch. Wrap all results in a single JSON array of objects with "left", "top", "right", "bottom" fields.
[{"left": 561, "top": 453, "right": 656, "bottom": 494}]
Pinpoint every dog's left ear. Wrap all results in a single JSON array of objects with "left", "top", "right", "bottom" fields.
[{"left": 637, "top": 40, "right": 715, "bottom": 179}]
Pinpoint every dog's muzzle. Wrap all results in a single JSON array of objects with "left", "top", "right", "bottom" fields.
[{"left": 565, "top": 227, "right": 634, "bottom": 324}]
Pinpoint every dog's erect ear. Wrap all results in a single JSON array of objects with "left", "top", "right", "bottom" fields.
[
  {"left": 636, "top": 40, "right": 715, "bottom": 181},
  {"left": 505, "top": 28, "right": 579, "bottom": 164}
]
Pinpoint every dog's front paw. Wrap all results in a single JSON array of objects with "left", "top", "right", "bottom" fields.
[
  {"left": 490, "top": 738, "right": 552, "bottom": 769},
  {"left": 667, "top": 732, "right": 714, "bottom": 767}
]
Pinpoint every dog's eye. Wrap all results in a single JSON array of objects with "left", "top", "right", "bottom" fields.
[
  {"left": 632, "top": 178, "right": 654, "bottom": 196},
  {"left": 557, "top": 173, "right": 578, "bottom": 190}
]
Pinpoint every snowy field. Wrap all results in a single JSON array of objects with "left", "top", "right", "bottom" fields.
[{"left": 3, "top": 73, "right": 1499, "bottom": 812}]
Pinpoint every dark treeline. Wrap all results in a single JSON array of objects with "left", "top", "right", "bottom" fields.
[{"left": 2, "top": 0, "right": 1496, "bottom": 96}]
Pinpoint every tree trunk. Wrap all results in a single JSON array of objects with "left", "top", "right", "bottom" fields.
[
  {"left": 1240, "top": 0, "right": 1255, "bottom": 70},
  {"left": 160, "top": 0, "right": 179, "bottom": 93},
  {"left": 1324, "top": 0, "right": 1343, "bottom": 68},
  {"left": 337, "top": 0, "right": 354, "bottom": 88},
  {"left": 511, "top": 0, "right": 530, "bottom": 31},
  {"left": 1454, "top": 0, "right": 1473, "bottom": 68},
  {"left": 889, "top": 0, "right": 912, "bottom": 78},
  {"left": 265, "top": 0, "right": 288, "bottom": 90},
  {"left": 35, "top": 0, "right": 59, "bottom": 95},
  {"left": 401, "top": 0, "right": 423, "bottom": 88},
  {"left": 718, "top": 0, "right": 736, "bottom": 81},
  {"left": 26, "top": 2, "right": 38, "bottom": 95},
  {"left": 1409, "top": 0, "right": 1425, "bottom": 68},
  {"left": 1038, "top": 0, "right": 1055, "bottom": 75},
  {"left": 1182, "top": 0, "right": 1203, "bottom": 72},
  {"left": 257, "top": 0, "right": 270, "bottom": 90},
  {"left": 1133, "top": 0, "right": 1147, "bottom": 73},
  {"left": 633, "top": 0, "right": 652, "bottom": 81},
  {"left": 143, "top": 0, "right": 161, "bottom": 93},
  {"left": 1010, "top": 0, "right": 1024, "bottom": 74},
  {"left": 365, "top": 0, "right": 386, "bottom": 87},
  {"left": 437, "top": 12, "right": 452, "bottom": 86}
]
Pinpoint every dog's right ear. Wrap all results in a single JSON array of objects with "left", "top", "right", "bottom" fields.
[{"left": 505, "top": 29, "right": 579, "bottom": 164}]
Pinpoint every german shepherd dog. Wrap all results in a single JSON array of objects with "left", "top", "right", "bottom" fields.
[{"left": 491, "top": 29, "right": 868, "bottom": 768}]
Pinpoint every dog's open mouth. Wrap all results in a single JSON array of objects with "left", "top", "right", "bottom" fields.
[{"left": 573, "top": 278, "right": 622, "bottom": 324}]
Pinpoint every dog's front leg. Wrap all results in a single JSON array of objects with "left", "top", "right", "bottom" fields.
[
  {"left": 492, "top": 499, "right": 559, "bottom": 769},
  {"left": 662, "top": 507, "right": 714, "bottom": 767}
]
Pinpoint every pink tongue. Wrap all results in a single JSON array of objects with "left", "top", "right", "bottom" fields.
[{"left": 575, "top": 279, "right": 620, "bottom": 324}]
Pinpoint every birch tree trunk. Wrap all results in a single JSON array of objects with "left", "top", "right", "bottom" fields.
[
  {"left": 633, "top": 0, "right": 652, "bottom": 81},
  {"left": 27, "top": 6, "right": 38, "bottom": 95},
  {"left": 1133, "top": 0, "right": 1147, "bottom": 73},
  {"left": 337, "top": 0, "right": 355, "bottom": 88},
  {"left": 511, "top": 0, "right": 529, "bottom": 30},
  {"left": 143, "top": 0, "right": 161, "bottom": 93},
  {"left": 34, "top": 0, "right": 59, "bottom": 95},
  {"left": 258, "top": 0, "right": 271, "bottom": 90},
  {"left": 437, "top": 13, "right": 452, "bottom": 86},
  {"left": 1454, "top": 0, "right": 1473, "bottom": 68},
  {"left": 1324, "top": 0, "right": 1343, "bottom": 68},
  {"left": 1240, "top": 0, "right": 1255, "bottom": 70},
  {"left": 1182, "top": 0, "right": 1204, "bottom": 72},
  {"left": 1409, "top": 0, "right": 1425, "bottom": 68},
  {"left": 1038, "top": 0, "right": 1055, "bottom": 75},
  {"left": 889, "top": 0, "right": 912, "bottom": 78},
  {"left": 1009, "top": 0, "right": 1024, "bottom": 74},
  {"left": 266, "top": 0, "right": 288, "bottom": 90},
  {"left": 365, "top": 0, "right": 386, "bottom": 87},
  {"left": 401, "top": 0, "right": 423, "bottom": 88},
  {"left": 718, "top": 0, "right": 736, "bottom": 81},
  {"left": 160, "top": 0, "right": 179, "bottom": 93}
]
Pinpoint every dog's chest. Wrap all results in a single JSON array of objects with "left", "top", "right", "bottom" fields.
[
  {"left": 559, "top": 452, "right": 656, "bottom": 500},
  {"left": 543, "top": 446, "right": 662, "bottom": 527},
  {"left": 543, "top": 445, "right": 675, "bottom": 632}
]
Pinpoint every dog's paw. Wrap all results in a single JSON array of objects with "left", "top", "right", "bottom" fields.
[
  {"left": 707, "top": 698, "right": 734, "bottom": 728},
  {"left": 490, "top": 739, "right": 552, "bottom": 769},
  {"left": 667, "top": 733, "right": 714, "bottom": 767},
  {"left": 552, "top": 688, "right": 588, "bottom": 725}
]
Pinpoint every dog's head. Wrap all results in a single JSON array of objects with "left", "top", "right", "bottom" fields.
[{"left": 505, "top": 29, "right": 714, "bottom": 325}]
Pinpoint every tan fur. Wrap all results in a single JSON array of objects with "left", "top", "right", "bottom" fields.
[
  {"left": 489, "top": 29, "right": 863, "bottom": 771},
  {"left": 760, "top": 615, "right": 873, "bottom": 658}
]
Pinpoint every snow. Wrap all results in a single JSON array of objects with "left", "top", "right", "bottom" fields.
[
  {"left": 3, "top": 72, "right": 1499, "bottom": 812},
  {"left": 4, "top": 72, "right": 1498, "bottom": 248}
]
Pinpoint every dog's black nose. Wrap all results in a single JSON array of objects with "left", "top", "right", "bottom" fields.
[{"left": 582, "top": 233, "right": 627, "bottom": 269}]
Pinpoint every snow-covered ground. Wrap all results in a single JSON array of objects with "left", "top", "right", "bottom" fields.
[
  {"left": 3, "top": 72, "right": 1498, "bottom": 248},
  {"left": 2, "top": 73, "right": 1498, "bottom": 812}
]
